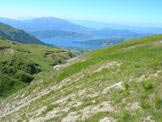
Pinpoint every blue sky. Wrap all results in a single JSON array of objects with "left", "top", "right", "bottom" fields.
[{"left": 1, "top": 0, "right": 162, "bottom": 25}]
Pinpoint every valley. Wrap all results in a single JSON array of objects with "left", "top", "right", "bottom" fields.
[
  {"left": 0, "top": 17, "right": 151, "bottom": 50},
  {"left": 0, "top": 3, "right": 162, "bottom": 122},
  {"left": 0, "top": 34, "right": 162, "bottom": 121},
  {"left": 1, "top": 2, "right": 162, "bottom": 121}
]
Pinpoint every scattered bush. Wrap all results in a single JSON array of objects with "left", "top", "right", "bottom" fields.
[
  {"left": 1, "top": 66, "right": 16, "bottom": 74},
  {"left": 52, "top": 58, "right": 66, "bottom": 66},
  {"left": 0, "top": 74, "right": 25, "bottom": 97},
  {"left": 142, "top": 80, "right": 154, "bottom": 91},
  {"left": 124, "top": 82, "right": 129, "bottom": 90},
  {"left": 0, "top": 36, "right": 5, "bottom": 40},
  {"left": 155, "top": 97, "right": 162, "bottom": 110},
  {"left": 141, "top": 101, "right": 151, "bottom": 109},
  {"left": 119, "top": 110, "right": 134, "bottom": 122},
  {"left": 14, "top": 70, "right": 34, "bottom": 83},
  {"left": 0, "top": 75, "right": 15, "bottom": 94},
  {"left": 42, "top": 104, "right": 55, "bottom": 115},
  {"left": 24, "top": 63, "right": 41, "bottom": 74}
]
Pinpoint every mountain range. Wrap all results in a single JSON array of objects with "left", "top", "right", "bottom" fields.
[
  {"left": 71, "top": 19, "right": 162, "bottom": 34},
  {"left": 0, "top": 17, "right": 92, "bottom": 33},
  {"left": 0, "top": 17, "right": 151, "bottom": 41}
]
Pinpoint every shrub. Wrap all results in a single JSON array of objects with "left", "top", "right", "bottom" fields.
[
  {"left": 1, "top": 66, "right": 16, "bottom": 74},
  {"left": 119, "top": 110, "right": 134, "bottom": 122},
  {"left": 42, "top": 104, "right": 55, "bottom": 115},
  {"left": 14, "top": 70, "right": 34, "bottom": 83},
  {"left": 0, "top": 74, "right": 25, "bottom": 97},
  {"left": 52, "top": 58, "right": 66, "bottom": 66},
  {"left": 124, "top": 82, "right": 129, "bottom": 90},
  {"left": 141, "top": 101, "right": 151, "bottom": 109},
  {"left": 155, "top": 97, "right": 162, "bottom": 110},
  {"left": 0, "top": 75, "right": 15, "bottom": 94},
  {"left": 24, "top": 63, "right": 41, "bottom": 74},
  {"left": 0, "top": 36, "right": 5, "bottom": 40},
  {"left": 142, "top": 80, "right": 154, "bottom": 91}
]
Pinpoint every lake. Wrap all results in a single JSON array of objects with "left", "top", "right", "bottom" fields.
[{"left": 41, "top": 38, "right": 103, "bottom": 49}]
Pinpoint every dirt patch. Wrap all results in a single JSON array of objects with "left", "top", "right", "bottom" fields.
[
  {"left": 136, "top": 75, "right": 146, "bottom": 82},
  {"left": 121, "top": 45, "right": 138, "bottom": 51},
  {"left": 99, "top": 117, "right": 116, "bottom": 122},
  {"left": 93, "top": 61, "right": 121, "bottom": 73},
  {"left": 102, "top": 81, "right": 124, "bottom": 94},
  {"left": 0, "top": 48, "right": 14, "bottom": 54},
  {"left": 53, "top": 57, "right": 80, "bottom": 71},
  {"left": 61, "top": 112, "right": 79, "bottom": 122},
  {"left": 126, "top": 101, "right": 141, "bottom": 112},
  {"left": 62, "top": 101, "right": 116, "bottom": 122},
  {"left": 141, "top": 115, "right": 155, "bottom": 122},
  {"left": 153, "top": 40, "right": 162, "bottom": 47},
  {"left": 80, "top": 101, "right": 116, "bottom": 120},
  {"left": 135, "top": 70, "right": 161, "bottom": 83}
]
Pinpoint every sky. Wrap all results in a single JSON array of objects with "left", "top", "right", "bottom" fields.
[{"left": 0, "top": 0, "right": 162, "bottom": 25}]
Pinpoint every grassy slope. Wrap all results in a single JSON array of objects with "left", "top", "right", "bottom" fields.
[
  {"left": 0, "top": 35, "right": 162, "bottom": 121},
  {"left": 0, "top": 37, "right": 74, "bottom": 97},
  {"left": 0, "top": 22, "right": 43, "bottom": 44}
]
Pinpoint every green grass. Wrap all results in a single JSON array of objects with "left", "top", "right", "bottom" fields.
[
  {"left": 1, "top": 34, "right": 162, "bottom": 121},
  {"left": 0, "top": 74, "right": 27, "bottom": 97},
  {"left": 142, "top": 80, "right": 154, "bottom": 91},
  {"left": 0, "top": 38, "right": 74, "bottom": 97}
]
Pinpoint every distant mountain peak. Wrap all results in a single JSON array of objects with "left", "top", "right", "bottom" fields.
[{"left": 0, "top": 17, "right": 93, "bottom": 32}]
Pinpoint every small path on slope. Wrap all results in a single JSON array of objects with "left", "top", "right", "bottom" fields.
[
  {"left": 29, "top": 81, "right": 122, "bottom": 122},
  {"left": 0, "top": 57, "right": 78, "bottom": 117},
  {"left": 53, "top": 57, "right": 82, "bottom": 71},
  {"left": 0, "top": 60, "right": 121, "bottom": 118}
]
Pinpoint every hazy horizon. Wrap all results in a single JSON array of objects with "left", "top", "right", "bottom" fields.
[
  {"left": 1, "top": 0, "right": 162, "bottom": 27},
  {"left": 1, "top": 16, "right": 162, "bottom": 29}
]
